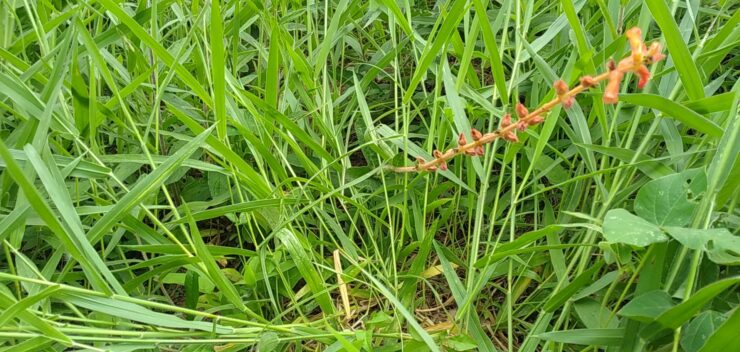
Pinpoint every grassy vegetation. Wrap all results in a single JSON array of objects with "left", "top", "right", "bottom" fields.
[{"left": 0, "top": 0, "right": 738, "bottom": 351}]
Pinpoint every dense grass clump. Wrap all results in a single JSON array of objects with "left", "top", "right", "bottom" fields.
[{"left": 0, "top": 0, "right": 737, "bottom": 351}]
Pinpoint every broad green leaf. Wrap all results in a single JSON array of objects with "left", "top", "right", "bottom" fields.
[
  {"left": 257, "top": 331, "right": 280, "bottom": 352},
  {"left": 0, "top": 285, "right": 61, "bottom": 327},
  {"left": 682, "top": 311, "right": 726, "bottom": 352},
  {"left": 699, "top": 308, "right": 740, "bottom": 352},
  {"left": 184, "top": 270, "right": 200, "bottom": 310},
  {"left": 574, "top": 299, "right": 620, "bottom": 329},
  {"left": 619, "top": 290, "right": 675, "bottom": 322},
  {"left": 664, "top": 227, "right": 740, "bottom": 265},
  {"left": 634, "top": 170, "right": 705, "bottom": 226},
  {"left": 603, "top": 209, "right": 667, "bottom": 247},
  {"left": 24, "top": 145, "right": 126, "bottom": 294},
  {"left": 0, "top": 149, "right": 110, "bottom": 179},
  {"left": 684, "top": 92, "right": 736, "bottom": 114}
]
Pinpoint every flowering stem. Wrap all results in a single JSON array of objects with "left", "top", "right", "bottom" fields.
[
  {"left": 388, "top": 27, "right": 663, "bottom": 174},
  {"left": 389, "top": 70, "right": 618, "bottom": 173}
]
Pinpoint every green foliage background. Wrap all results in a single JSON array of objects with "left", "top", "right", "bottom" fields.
[{"left": 0, "top": 0, "right": 737, "bottom": 351}]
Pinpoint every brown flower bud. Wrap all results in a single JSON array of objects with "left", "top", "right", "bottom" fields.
[
  {"left": 433, "top": 150, "right": 443, "bottom": 159},
  {"left": 528, "top": 115, "right": 545, "bottom": 125},
  {"left": 515, "top": 103, "right": 529, "bottom": 118},
  {"left": 580, "top": 76, "right": 596, "bottom": 88},
  {"left": 471, "top": 128, "right": 483, "bottom": 141},
  {"left": 517, "top": 120, "right": 528, "bottom": 131},
  {"left": 504, "top": 131, "right": 519, "bottom": 142},
  {"left": 607, "top": 59, "right": 616, "bottom": 71},
  {"left": 501, "top": 113, "right": 512, "bottom": 128},
  {"left": 562, "top": 96, "right": 574, "bottom": 108},
  {"left": 554, "top": 79, "right": 569, "bottom": 95},
  {"left": 458, "top": 133, "right": 467, "bottom": 146}
]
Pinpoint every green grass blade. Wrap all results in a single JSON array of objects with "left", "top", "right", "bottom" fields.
[
  {"left": 618, "top": 94, "right": 722, "bottom": 137},
  {"left": 87, "top": 126, "right": 215, "bottom": 243},
  {"left": 646, "top": 0, "right": 705, "bottom": 100}
]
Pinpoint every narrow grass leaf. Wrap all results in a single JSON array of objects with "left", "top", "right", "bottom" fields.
[
  {"left": 537, "top": 328, "right": 624, "bottom": 346},
  {"left": 87, "top": 126, "right": 214, "bottom": 243},
  {"left": 645, "top": 0, "right": 704, "bottom": 100},
  {"left": 618, "top": 94, "right": 721, "bottom": 137},
  {"left": 276, "top": 228, "right": 335, "bottom": 316}
]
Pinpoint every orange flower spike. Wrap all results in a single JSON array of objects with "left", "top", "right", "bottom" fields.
[{"left": 603, "top": 69, "right": 624, "bottom": 104}]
